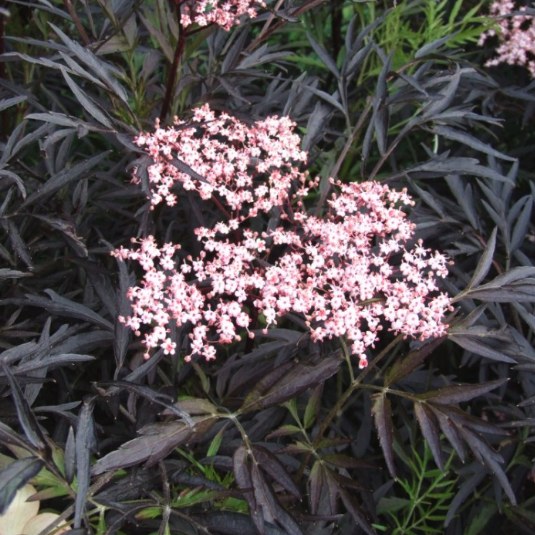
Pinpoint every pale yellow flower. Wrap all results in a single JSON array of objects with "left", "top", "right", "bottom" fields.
[{"left": 0, "top": 484, "right": 70, "bottom": 535}]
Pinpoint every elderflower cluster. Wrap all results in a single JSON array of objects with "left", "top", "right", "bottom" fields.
[
  {"left": 114, "top": 105, "right": 451, "bottom": 368},
  {"left": 180, "top": 0, "right": 265, "bottom": 31},
  {"left": 479, "top": 0, "right": 535, "bottom": 77}
]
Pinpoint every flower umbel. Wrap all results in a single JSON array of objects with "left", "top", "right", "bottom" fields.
[
  {"left": 479, "top": 0, "right": 535, "bottom": 77},
  {"left": 115, "top": 105, "right": 451, "bottom": 368},
  {"left": 180, "top": 0, "right": 265, "bottom": 31}
]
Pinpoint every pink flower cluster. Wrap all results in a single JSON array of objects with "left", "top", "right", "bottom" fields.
[
  {"left": 180, "top": 0, "right": 265, "bottom": 31},
  {"left": 479, "top": 0, "right": 535, "bottom": 77},
  {"left": 114, "top": 105, "right": 451, "bottom": 368}
]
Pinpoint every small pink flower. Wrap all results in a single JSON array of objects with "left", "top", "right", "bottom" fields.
[{"left": 180, "top": 0, "right": 266, "bottom": 31}]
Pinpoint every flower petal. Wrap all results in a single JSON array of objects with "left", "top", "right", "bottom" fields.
[
  {"left": 23, "top": 513, "right": 70, "bottom": 535},
  {"left": 0, "top": 484, "right": 39, "bottom": 535}
]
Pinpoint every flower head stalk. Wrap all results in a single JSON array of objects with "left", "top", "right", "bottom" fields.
[{"left": 115, "top": 105, "right": 452, "bottom": 368}]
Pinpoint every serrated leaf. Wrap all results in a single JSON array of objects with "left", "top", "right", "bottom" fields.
[
  {"left": 414, "top": 402, "right": 444, "bottom": 471},
  {"left": 0, "top": 269, "right": 33, "bottom": 280},
  {"left": 386, "top": 337, "right": 446, "bottom": 386},
  {"left": 307, "top": 33, "right": 339, "bottom": 77},
  {"left": 459, "top": 427, "right": 516, "bottom": 504},
  {"left": 266, "top": 425, "right": 301, "bottom": 439},
  {"left": 510, "top": 196, "right": 533, "bottom": 253},
  {"left": 74, "top": 397, "right": 94, "bottom": 529},
  {"left": 371, "top": 393, "right": 395, "bottom": 478},
  {"left": 432, "top": 409, "right": 465, "bottom": 462},
  {"left": 50, "top": 23, "right": 129, "bottom": 104},
  {"left": 308, "top": 462, "right": 325, "bottom": 515},
  {"left": 0, "top": 95, "right": 27, "bottom": 112},
  {"left": 422, "top": 71, "right": 461, "bottom": 118},
  {"left": 0, "top": 170, "right": 26, "bottom": 199},
  {"left": 468, "top": 227, "right": 498, "bottom": 292},
  {"left": 61, "top": 69, "right": 113, "bottom": 128},
  {"left": 449, "top": 333, "right": 516, "bottom": 363},
  {"left": 421, "top": 378, "right": 507, "bottom": 405},
  {"left": 252, "top": 445, "right": 300, "bottom": 499},
  {"left": 304, "top": 384, "right": 322, "bottom": 429},
  {"left": 338, "top": 486, "right": 375, "bottom": 535},
  {"left": 22, "top": 151, "right": 110, "bottom": 208},
  {"left": 1, "top": 363, "right": 45, "bottom": 450},
  {"left": 92, "top": 418, "right": 214, "bottom": 474},
  {"left": 22, "top": 290, "right": 113, "bottom": 331},
  {"left": 415, "top": 32, "right": 459, "bottom": 58},
  {"left": 320, "top": 454, "right": 373, "bottom": 470},
  {"left": 4, "top": 220, "right": 32, "bottom": 269},
  {"left": 240, "top": 356, "right": 341, "bottom": 413},
  {"left": 433, "top": 125, "right": 515, "bottom": 161}
]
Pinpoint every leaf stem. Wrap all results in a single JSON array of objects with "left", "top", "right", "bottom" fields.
[
  {"left": 160, "top": 6, "right": 187, "bottom": 122},
  {"left": 315, "top": 334, "right": 404, "bottom": 443}
]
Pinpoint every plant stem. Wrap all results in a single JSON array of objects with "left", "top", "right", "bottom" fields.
[
  {"left": 314, "top": 334, "right": 404, "bottom": 443},
  {"left": 62, "top": 0, "right": 90, "bottom": 46},
  {"left": 160, "top": 6, "right": 187, "bottom": 122},
  {"left": 296, "top": 334, "right": 404, "bottom": 482}
]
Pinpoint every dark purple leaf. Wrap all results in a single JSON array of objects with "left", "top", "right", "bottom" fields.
[
  {"left": 459, "top": 427, "right": 516, "bottom": 504},
  {"left": 433, "top": 409, "right": 465, "bottom": 462},
  {"left": 99, "top": 381, "right": 195, "bottom": 426},
  {"left": 371, "top": 393, "right": 395, "bottom": 478},
  {"left": 320, "top": 454, "right": 374, "bottom": 470},
  {"left": 421, "top": 378, "right": 507, "bottom": 404},
  {"left": 4, "top": 220, "right": 33, "bottom": 269},
  {"left": 92, "top": 418, "right": 212, "bottom": 475},
  {"left": 252, "top": 445, "right": 300, "bottom": 499},
  {"left": 414, "top": 402, "right": 444, "bottom": 471},
  {"left": 240, "top": 356, "right": 341, "bottom": 413},
  {"left": 445, "top": 471, "right": 486, "bottom": 526},
  {"left": 432, "top": 126, "right": 515, "bottom": 161},
  {"left": 65, "top": 426, "right": 76, "bottom": 484},
  {"left": 307, "top": 33, "right": 339, "bottom": 77},
  {"left": 422, "top": 70, "right": 461, "bottom": 118},
  {"left": 466, "top": 227, "right": 498, "bottom": 292},
  {"left": 1, "top": 362, "right": 45, "bottom": 450},
  {"left": 74, "top": 397, "right": 95, "bottom": 528},
  {"left": 20, "top": 291, "right": 113, "bottom": 331},
  {"left": 337, "top": 487, "right": 375, "bottom": 535},
  {"left": 22, "top": 151, "right": 110, "bottom": 208},
  {"left": 0, "top": 422, "right": 36, "bottom": 452},
  {"left": 308, "top": 461, "right": 325, "bottom": 515},
  {"left": 449, "top": 334, "right": 516, "bottom": 364},
  {"left": 385, "top": 337, "right": 446, "bottom": 386}
]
